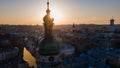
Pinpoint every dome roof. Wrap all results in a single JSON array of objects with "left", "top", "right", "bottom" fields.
[{"left": 38, "top": 38, "right": 60, "bottom": 56}]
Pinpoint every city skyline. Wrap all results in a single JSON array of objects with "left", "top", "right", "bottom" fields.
[{"left": 0, "top": 0, "right": 120, "bottom": 25}]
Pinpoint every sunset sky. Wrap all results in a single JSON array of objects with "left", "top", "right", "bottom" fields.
[{"left": 0, "top": 0, "right": 120, "bottom": 25}]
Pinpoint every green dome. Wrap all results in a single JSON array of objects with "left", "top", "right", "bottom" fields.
[{"left": 38, "top": 38, "right": 60, "bottom": 56}]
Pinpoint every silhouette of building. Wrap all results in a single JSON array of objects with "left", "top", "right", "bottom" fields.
[
  {"left": 0, "top": 33, "right": 30, "bottom": 68},
  {"left": 72, "top": 23, "right": 75, "bottom": 28},
  {"left": 36, "top": 0, "right": 61, "bottom": 68},
  {"left": 0, "top": 33, "right": 19, "bottom": 68},
  {"left": 110, "top": 17, "right": 114, "bottom": 26},
  {"left": 109, "top": 17, "right": 115, "bottom": 32}
]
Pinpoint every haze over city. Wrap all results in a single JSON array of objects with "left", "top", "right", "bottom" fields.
[
  {"left": 1, "top": 0, "right": 120, "bottom": 68},
  {"left": 0, "top": 0, "right": 120, "bottom": 25}
]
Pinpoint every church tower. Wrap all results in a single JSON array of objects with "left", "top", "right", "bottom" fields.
[
  {"left": 110, "top": 17, "right": 114, "bottom": 26},
  {"left": 109, "top": 17, "right": 115, "bottom": 32},
  {"left": 37, "top": 0, "right": 61, "bottom": 68},
  {"left": 72, "top": 22, "right": 75, "bottom": 28}
]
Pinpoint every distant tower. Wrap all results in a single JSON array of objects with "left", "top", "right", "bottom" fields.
[
  {"left": 72, "top": 22, "right": 75, "bottom": 28},
  {"left": 37, "top": 0, "right": 61, "bottom": 68},
  {"left": 109, "top": 17, "right": 115, "bottom": 32},
  {"left": 110, "top": 17, "right": 115, "bottom": 26}
]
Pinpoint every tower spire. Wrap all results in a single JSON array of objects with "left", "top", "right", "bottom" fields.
[
  {"left": 47, "top": 0, "right": 49, "bottom": 9},
  {"left": 37, "top": 0, "right": 60, "bottom": 67},
  {"left": 46, "top": 0, "right": 50, "bottom": 14}
]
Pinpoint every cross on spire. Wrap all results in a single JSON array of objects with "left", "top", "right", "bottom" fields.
[{"left": 47, "top": 0, "right": 49, "bottom": 9}]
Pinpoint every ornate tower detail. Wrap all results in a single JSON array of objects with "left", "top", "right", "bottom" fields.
[
  {"left": 37, "top": 0, "right": 60, "bottom": 68},
  {"left": 43, "top": 0, "right": 54, "bottom": 39}
]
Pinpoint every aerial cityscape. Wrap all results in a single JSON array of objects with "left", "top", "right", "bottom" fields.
[{"left": 0, "top": 0, "right": 120, "bottom": 68}]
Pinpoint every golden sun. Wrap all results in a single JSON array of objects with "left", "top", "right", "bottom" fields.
[
  {"left": 39, "top": 7, "right": 63, "bottom": 24},
  {"left": 50, "top": 8, "right": 63, "bottom": 23}
]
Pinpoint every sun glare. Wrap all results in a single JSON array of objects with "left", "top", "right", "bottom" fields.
[
  {"left": 39, "top": 7, "right": 63, "bottom": 24},
  {"left": 51, "top": 8, "right": 63, "bottom": 23}
]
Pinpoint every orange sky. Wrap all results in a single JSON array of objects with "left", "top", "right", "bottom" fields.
[{"left": 0, "top": 0, "right": 120, "bottom": 25}]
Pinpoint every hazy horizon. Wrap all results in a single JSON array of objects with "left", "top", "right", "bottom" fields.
[{"left": 0, "top": 0, "right": 120, "bottom": 25}]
